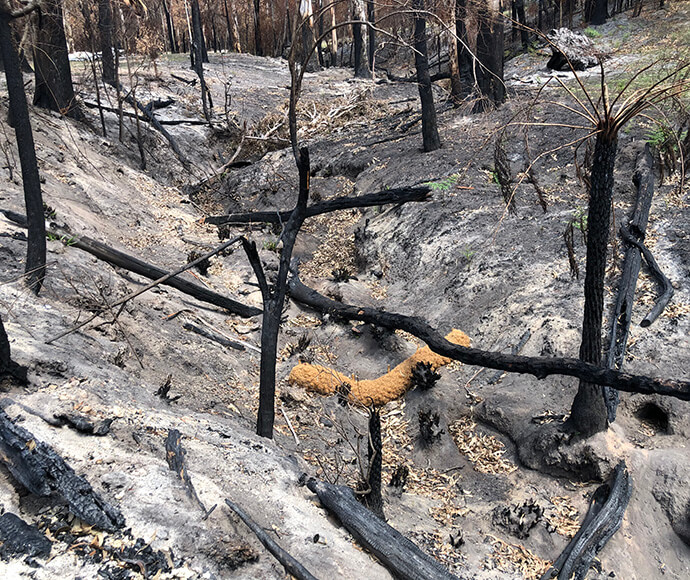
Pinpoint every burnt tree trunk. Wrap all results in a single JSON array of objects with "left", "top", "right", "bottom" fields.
[
  {"left": 569, "top": 132, "right": 618, "bottom": 437},
  {"left": 33, "top": 0, "right": 83, "bottom": 120},
  {"left": 413, "top": 0, "right": 441, "bottom": 152},
  {"left": 514, "top": 0, "right": 529, "bottom": 47},
  {"left": 603, "top": 144, "right": 654, "bottom": 421},
  {"left": 454, "top": 0, "right": 473, "bottom": 100},
  {"left": 248, "top": 148, "right": 311, "bottom": 438},
  {"left": 366, "top": 0, "right": 375, "bottom": 70},
  {"left": 590, "top": 0, "right": 608, "bottom": 24},
  {"left": 253, "top": 0, "right": 263, "bottom": 55},
  {"left": 0, "top": 11, "right": 46, "bottom": 294},
  {"left": 352, "top": 0, "right": 371, "bottom": 78},
  {"left": 98, "top": 0, "right": 116, "bottom": 82},
  {"left": 474, "top": 0, "right": 505, "bottom": 112},
  {"left": 191, "top": 0, "right": 211, "bottom": 121}
]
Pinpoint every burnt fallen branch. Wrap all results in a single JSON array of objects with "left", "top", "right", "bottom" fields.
[
  {"left": 0, "top": 512, "right": 52, "bottom": 560},
  {"left": 306, "top": 477, "right": 459, "bottom": 580},
  {"left": 288, "top": 273, "right": 690, "bottom": 400},
  {"left": 540, "top": 461, "right": 632, "bottom": 580},
  {"left": 224, "top": 498, "right": 319, "bottom": 580},
  {"left": 165, "top": 429, "right": 212, "bottom": 517},
  {"left": 0, "top": 408, "right": 125, "bottom": 531},
  {"left": 182, "top": 321, "right": 256, "bottom": 352},
  {"left": 619, "top": 226, "right": 675, "bottom": 328},
  {"left": 604, "top": 144, "right": 655, "bottom": 420},
  {"left": 2, "top": 211, "right": 260, "bottom": 323},
  {"left": 487, "top": 329, "right": 531, "bottom": 384},
  {"left": 205, "top": 187, "right": 431, "bottom": 226},
  {"left": 83, "top": 101, "right": 208, "bottom": 125}
]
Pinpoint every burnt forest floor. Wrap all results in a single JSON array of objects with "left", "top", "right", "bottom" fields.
[{"left": 1, "top": 4, "right": 690, "bottom": 580}]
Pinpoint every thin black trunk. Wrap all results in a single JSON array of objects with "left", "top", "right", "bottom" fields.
[
  {"left": 98, "top": 0, "right": 116, "bottom": 82},
  {"left": 191, "top": 0, "right": 211, "bottom": 121},
  {"left": 569, "top": 133, "right": 618, "bottom": 437},
  {"left": 0, "top": 13, "right": 46, "bottom": 294},
  {"left": 162, "top": 0, "right": 178, "bottom": 53},
  {"left": 352, "top": 0, "right": 371, "bottom": 78},
  {"left": 413, "top": 0, "right": 441, "bottom": 152},
  {"left": 514, "top": 0, "right": 529, "bottom": 47},
  {"left": 455, "top": 0, "right": 473, "bottom": 98},
  {"left": 33, "top": 0, "right": 84, "bottom": 120},
  {"left": 591, "top": 0, "right": 609, "bottom": 24},
  {"left": 253, "top": 0, "right": 263, "bottom": 55},
  {"left": 366, "top": 0, "right": 375, "bottom": 70}
]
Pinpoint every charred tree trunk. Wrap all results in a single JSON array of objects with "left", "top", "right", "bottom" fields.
[
  {"left": 454, "top": 0, "right": 473, "bottom": 100},
  {"left": 253, "top": 0, "right": 263, "bottom": 55},
  {"left": 590, "top": 0, "right": 608, "bottom": 25},
  {"left": 352, "top": 0, "right": 371, "bottom": 78},
  {"left": 191, "top": 0, "right": 211, "bottom": 121},
  {"left": 162, "top": 0, "right": 178, "bottom": 53},
  {"left": 366, "top": 0, "right": 375, "bottom": 70},
  {"left": 514, "top": 0, "right": 529, "bottom": 47},
  {"left": 248, "top": 148, "right": 311, "bottom": 438},
  {"left": 33, "top": 0, "right": 83, "bottom": 120},
  {"left": 0, "top": 10, "right": 46, "bottom": 294},
  {"left": 569, "top": 132, "right": 618, "bottom": 437},
  {"left": 474, "top": 0, "right": 505, "bottom": 112},
  {"left": 299, "top": 0, "right": 319, "bottom": 71},
  {"left": 413, "top": 0, "right": 441, "bottom": 152},
  {"left": 98, "top": 0, "right": 116, "bottom": 82}
]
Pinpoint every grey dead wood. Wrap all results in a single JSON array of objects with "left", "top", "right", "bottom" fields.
[
  {"left": 1, "top": 211, "right": 260, "bottom": 321},
  {"left": 0, "top": 408, "right": 125, "bottom": 532},
  {"left": 224, "top": 498, "right": 319, "bottom": 580},
  {"left": 205, "top": 186, "right": 431, "bottom": 227},
  {"left": 287, "top": 273, "right": 690, "bottom": 400},
  {"left": 306, "top": 478, "right": 461, "bottom": 580},
  {"left": 540, "top": 461, "right": 632, "bottom": 580}
]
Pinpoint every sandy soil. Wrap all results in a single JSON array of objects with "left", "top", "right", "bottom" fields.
[{"left": 1, "top": 5, "right": 690, "bottom": 580}]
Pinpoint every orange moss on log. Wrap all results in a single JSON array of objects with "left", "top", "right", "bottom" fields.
[{"left": 288, "top": 329, "right": 470, "bottom": 406}]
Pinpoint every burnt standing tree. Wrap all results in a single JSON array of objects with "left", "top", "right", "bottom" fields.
[
  {"left": 450, "top": 0, "right": 473, "bottom": 103},
  {"left": 413, "top": 0, "right": 441, "bottom": 152},
  {"left": 33, "top": 0, "right": 84, "bottom": 120},
  {"left": 191, "top": 0, "right": 211, "bottom": 121},
  {"left": 474, "top": 0, "right": 505, "bottom": 112},
  {"left": 98, "top": 0, "right": 116, "bottom": 83},
  {"left": 352, "top": 0, "right": 371, "bottom": 78},
  {"left": 0, "top": 1, "right": 46, "bottom": 294},
  {"left": 253, "top": 0, "right": 263, "bottom": 56}
]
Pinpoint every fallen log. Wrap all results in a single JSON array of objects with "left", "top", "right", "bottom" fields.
[
  {"left": 2, "top": 211, "right": 260, "bottom": 319},
  {"left": 305, "top": 478, "right": 460, "bottom": 580},
  {"left": 540, "top": 461, "right": 632, "bottom": 580},
  {"left": 205, "top": 186, "right": 432, "bottom": 226},
  {"left": 83, "top": 101, "right": 209, "bottom": 125},
  {"left": 287, "top": 272, "right": 690, "bottom": 400},
  {"left": 183, "top": 321, "right": 257, "bottom": 352},
  {"left": 224, "top": 498, "right": 319, "bottom": 580},
  {"left": 604, "top": 144, "right": 655, "bottom": 420},
  {"left": 0, "top": 408, "right": 125, "bottom": 532},
  {"left": 0, "top": 512, "right": 52, "bottom": 560}
]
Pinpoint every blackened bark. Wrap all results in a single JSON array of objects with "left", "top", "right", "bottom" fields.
[
  {"left": 0, "top": 14, "right": 46, "bottom": 294},
  {"left": 413, "top": 0, "right": 441, "bottom": 152},
  {"left": 253, "top": 0, "right": 263, "bottom": 56},
  {"left": 363, "top": 408, "right": 384, "bottom": 519},
  {"left": 0, "top": 314, "right": 28, "bottom": 383},
  {"left": 98, "top": 0, "right": 116, "bottom": 82},
  {"left": 474, "top": 0, "right": 505, "bottom": 112},
  {"left": 591, "top": 0, "right": 608, "bottom": 24},
  {"left": 366, "top": 0, "right": 375, "bottom": 70},
  {"left": 191, "top": 0, "right": 210, "bottom": 121},
  {"left": 250, "top": 148, "right": 311, "bottom": 438},
  {"left": 162, "top": 0, "right": 178, "bottom": 53},
  {"left": 352, "top": 0, "right": 371, "bottom": 78},
  {"left": 455, "top": 0, "right": 473, "bottom": 99},
  {"left": 569, "top": 133, "right": 618, "bottom": 437},
  {"left": 33, "top": 0, "right": 83, "bottom": 120},
  {"left": 514, "top": 0, "right": 529, "bottom": 47}
]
